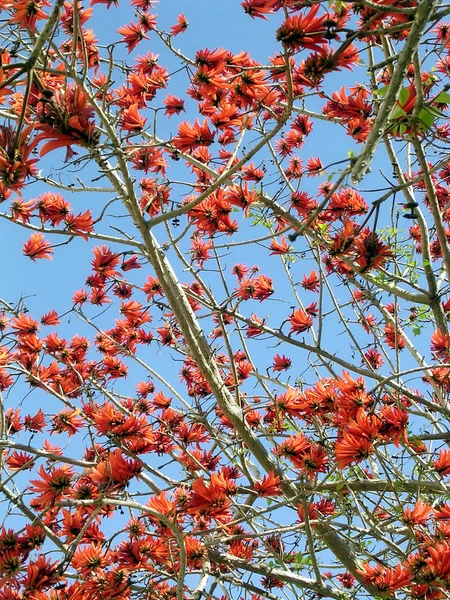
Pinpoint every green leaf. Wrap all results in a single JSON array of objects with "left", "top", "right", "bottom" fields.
[
  {"left": 398, "top": 87, "right": 410, "bottom": 105},
  {"left": 418, "top": 108, "right": 435, "bottom": 131},
  {"left": 390, "top": 105, "right": 406, "bottom": 120},
  {"left": 425, "top": 105, "right": 445, "bottom": 118},
  {"left": 374, "top": 86, "right": 389, "bottom": 97},
  {"left": 434, "top": 91, "right": 450, "bottom": 104},
  {"left": 413, "top": 324, "right": 422, "bottom": 336}
]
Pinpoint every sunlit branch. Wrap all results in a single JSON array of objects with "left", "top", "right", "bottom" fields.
[{"left": 351, "top": 0, "right": 436, "bottom": 183}]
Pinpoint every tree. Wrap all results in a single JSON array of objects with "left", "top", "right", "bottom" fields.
[{"left": 1, "top": 0, "right": 450, "bottom": 598}]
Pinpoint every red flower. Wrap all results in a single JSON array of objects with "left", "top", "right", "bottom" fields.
[
  {"left": 272, "top": 354, "right": 292, "bottom": 372},
  {"left": 384, "top": 323, "right": 406, "bottom": 350},
  {"left": 6, "top": 450, "right": 35, "bottom": 470},
  {"left": 357, "top": 563, "right": 412, "bottom": 593},
  {"left": 253, "top": 471, "right": 281, "bottom": 496},
  {"left": 242, "top": 162, "right": 265, "bottom": 181},
  {"left": 172, "top": 119, "right": 215, "bottom": 153},
  {"left": 120, "top": 103, "right": 147, "bottom": 132},
  {"left": 10, "top": 0, "right": 50, "bottom": 30},
  {"left": 225, "top": 184, "right": 260, "bottom": 215},
  {"left": 40, "top": 310, "right": 60, "bottom": 326},
  {"left": 352, "top": 231, "right": 393, "bottom": 272},
  {"left": 20, "top": 554, "right": 62, "bottom": 592},
  {"left": 402, "top": 500, "right": 431, "bottom": 527},
  {"left": 276, "top": 6, "right": 329, "bottom": 52},
  {"left": 275, "top": 432, "right": 311, "bottom": 459},
  {"left": 65, "top": 210, "right": 94, "bottom": 240},
  {"left": 301, "top": 270, "right": 320, "bottom": 292},
  {"left": 71, "top": 543, "right": 111, "bottom": 578},
  {"left": 186, "top": 474, "right": 232, "bottom": 521},
  {"left": 11, "top": 198, "right": 35, "bottom": 223},
  {"left": 246, "top": 314, "right": 265, "bottom": 338},
  {"left": 29, "top": 464, "right": 74, "bottom": 507},
  {"left": 164, "top": 94, "right": 185, "bottom": 117},
  {"left": 289, "top": 308, "right": 313, "bottom": 334},
  {"left": 254, "top": 275, "right": 274, "bottom": 301},
  {"left": 89, "top": 449, "right": 142, "bottom": 491},
  {"left": 434, "top": 448, "right": 450, "bottom": 477},
  {"left": 24, "top": 409, "right": 45, "bottom": 432},
  {"left": 117, "top": 21, "right": 148, "bottom": 52},
  {"left": 51, "top": 409, "right": 84, "bottom": 436},
  {"left": 191, "top": 238, "right": 213, "bottom": 267},
  {"left": 37, "top": 192, "right": 70, "bottom": 226},
  {"left": 91, "top": 245, "right": 120, "bottom": 279},
  {"left": 23, "top": 233, "right": 53, "bottom": 261},
  {"left": 35, "top": 87, "right": 98, "bottom": 159},
  {"left": 337, "top": 572, "right": 355, "bottom": 589},
  {"left": 335, "top": 432, "right": 374, "bottom": 470},
  {"left": 305, "top": 156, "right": 324, "bottom": 176},
  {"left": 242, "top": 0, "right": 278, "bottom": 20},
  {"left": 269, "top": 236, "right": 291, "bottom": 255},
  {"left": 170, "top": 13, "right": 188, "bottom": 36},
  {"left": 364, "top": 348, "right": 384, "bottom": 370},
  {"left": 431, "top": 329, "right": 450, "bottom": 361},
  {"left": 425, "top": 541, "right": 450, "bottom": 582},
  {"left": 73, "top": 289, "right": 88, "bottom": 305}
]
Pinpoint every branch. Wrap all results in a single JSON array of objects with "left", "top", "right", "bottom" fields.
[
  {"left": 351, "top": 0, "right": 436, "bottom": 183},
  {"left": 207, "top": 549, "right": 349, "bottom": 600}
]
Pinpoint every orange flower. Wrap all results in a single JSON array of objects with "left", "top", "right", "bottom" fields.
[
  {"left": 5, "top": 450, "right": 35, "bottom": 470},
  {"left": 40, "top": 309, "right": 60, "bottom": 326},
  {"left": 29, "top": 464, "right": 74, "bottom": 507},
  {"left": 357, "top": 563, "right": 412, "bottom": 593},
  {"left": 172, "top": 119, "right": 215, "bottom": 153},
  {"left": 0, "top": 126, "right": 38, "bottom": 191},
  {"left": 51, "top": 409, "right": 84, "bottom": 436},
  {"left": 253, "top": 471, "right": 281, "bottom": 497},
  {"left": 91, "top": 245, "right": 120, "bottom": 279},
  {"left": 289, "top": 308, "right": 313, "bottom": 334},
  {"left": 22, "top": 233, "right": 53, "bottom": 262},
  {"left": 11, "top": 198, "right": 35, "bottom": 224},
  {"left": 241, "top": 0, "right": 278, "bottom": 19},
  {"left": 301, "top": 270, "right": 320, "bottom": 292},
  {"left": 24, "top": 409, "right": 45, "bottom": 432},
  {"left": 10, "top": 0, "right": 51, "bottom": 30},
  {"left": 272, "top": 354, "right": 292, "bottom": 372},
  {"left": 431, "top": 329, "right": 450, "bottom": 361},
  {"left": 71, "top": 543, "right": 111, "bottom": 578},
  {"left": 170, "top": 13, "right": 188, "bottom": 36},
  {"left": 384, "top": 323, "right": 406, "bottom": 350},
  {"left": 35, "top": 87, "right": 98, "bottom": 159},
  {"left": 184, "top": 537, "right": 207, "bottom": 570},
  {"left": 335, "top": 432, "right": 373, "bottom": 469},
  {"left": 120, "top": 103, "right": 147, "bottom": 132},
  {"left": 117, "top": 21, "right": 148, "bottom": 52},
  {"left": 434, "top": 448, "right": 450, "bottom": 477},
  {"left": 186, "top": 475, "right": 232, "bottom": 521},
  {"left": 64, "top": 210, "right": 94, "bottom": 240},
  {"left": 402, "top": 500, "right": 431, "bottom": 527},
  {"left": 164, "top": 94, "right": 185, "bottom": 117},
  {"left": 20, "top": 554, "right": 62, "bottom": 592},
  {"left": 89, "top": 449, "right": 142, "bottom": 491},
  {"left": 352, "top": 231, "right": 393, "bottom": 273},
  {"left": 269, "top": 236, "right": 291, "bottom": 255}
]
